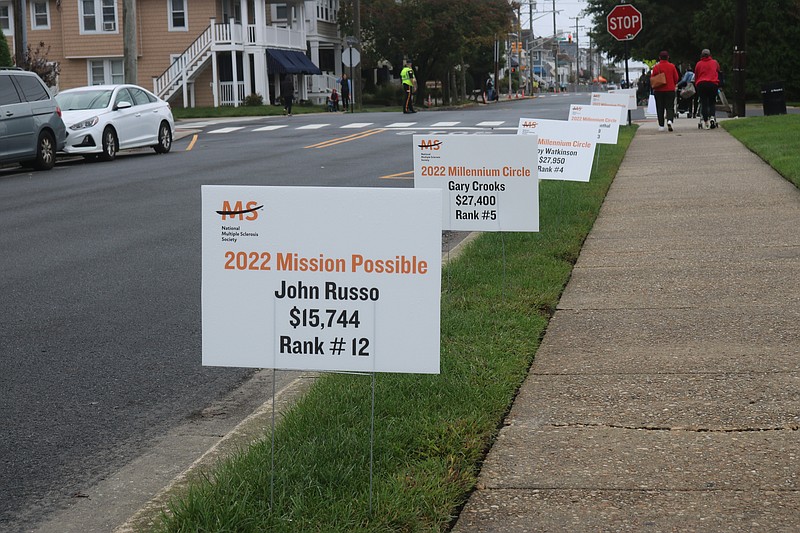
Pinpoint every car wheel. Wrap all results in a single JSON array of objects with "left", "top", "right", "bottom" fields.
[
  {"left": 32, "top": 131, "right": 56, "bottom": 171},
  {"left": 99, "top": 127, "right": 118, "bottom": 162},
  {"left": 153, "top": 121, "right": 172, "bottom": 154}
]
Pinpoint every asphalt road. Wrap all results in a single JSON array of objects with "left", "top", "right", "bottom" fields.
[{"left": 0, "top": 93, "right": 592, "bottom": 531}]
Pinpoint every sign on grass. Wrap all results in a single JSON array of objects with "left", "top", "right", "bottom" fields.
[
  {"left": 202, "top": 186, "right": 442, "bottom": 374},
  {"left": 568, "top": 104, "right": 622, "bottom": 144},
  {"left": 413, "top": 134, "right": 539, "bottom": 232},
  {"left": 590, "top": 92, "right": 629, "bottom": 122},
  {"left": 517, "top": 118, "right": 598, "bottom": 182}
]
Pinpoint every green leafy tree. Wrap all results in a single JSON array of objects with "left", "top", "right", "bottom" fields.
[
  {"left": 0, "top": 27, "right": 13, "bottom": 67},
  {"left": 585, "top": 0, "right": 800, "bottom": 99},
  {"left": 584, "top": 0, "right": 701, "bottom": 66},
  {"left": 339, "top": 0, "right": 513, "bottom": 103}
]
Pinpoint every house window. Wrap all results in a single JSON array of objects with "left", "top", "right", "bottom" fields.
[
  {"left": 168, "top": 0, "right": 187, "bottom": 31},
  {"left": 0, "top": 3, "right": 13, "bottom": 35},
  {"left": 273, "top": 3, "right": 296, "bottom": 22},
  {"left": 316, "top": 0, "right": 336, "bottom": 23},
  {"left": 88, "top": 59, "right": 124, "bottom": 85},
  {"left": 31, "top": 1, "right": 50, "bottom": 30},
  {"left": 80, "top": 0, "right": 117, "bottom": 33}
]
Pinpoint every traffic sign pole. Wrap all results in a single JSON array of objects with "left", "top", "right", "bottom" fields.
[{"left": 607, "top": 4, "right": 642, "bottom": 125}]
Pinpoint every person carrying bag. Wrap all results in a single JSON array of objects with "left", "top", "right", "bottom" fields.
[{"left": 650, "top": 50, "right": 680, "bottom": 132}]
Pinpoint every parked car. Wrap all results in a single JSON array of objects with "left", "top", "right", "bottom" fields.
[
  {"left": 56, "top": 84, "right": 174, "bottom": 161},
  {"left": 0, "top": 67, "right": 67, "bottom": 171}
]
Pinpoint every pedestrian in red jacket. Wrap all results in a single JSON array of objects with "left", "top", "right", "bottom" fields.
[
  {"left": 694, "top": 48, "right": 721, "bottom": 129},
  {"left": 651, "top": 50, "right": 680, "bottom": 132}
]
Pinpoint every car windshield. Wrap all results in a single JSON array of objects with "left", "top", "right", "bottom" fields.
[{"left": 56, "top": 90, "right": 113, "bottom": 111}]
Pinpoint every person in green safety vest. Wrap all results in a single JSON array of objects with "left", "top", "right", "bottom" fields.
[{"left": 401, "top": 60, "right": 417, "bottom": 113}]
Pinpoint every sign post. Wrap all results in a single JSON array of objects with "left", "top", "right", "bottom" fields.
[{"left": 606, "top": 4, "right": 642, "bottom": 125}]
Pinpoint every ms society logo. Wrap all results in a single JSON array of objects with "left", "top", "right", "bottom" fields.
[
  {"left": 418, "top": 138, "right": 442, "bottom": 150},
  {"left": 216, "top": 200, "right": 263, "bottom": 221}
]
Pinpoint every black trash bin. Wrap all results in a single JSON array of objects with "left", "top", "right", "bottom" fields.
[{"left": 761, "top": 81, "right": 787, "bottom": 115}]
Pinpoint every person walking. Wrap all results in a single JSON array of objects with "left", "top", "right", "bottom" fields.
[
  {"left": 401, "top": 60, "right": 416, "bottom": 113},
  {"left": 650, "top": 50, "right": 680, "bottom": 132},
  {"left": 694, "top": 48, "right": 721, "bottom": 129},
  {"left": 280, "top": 75, "right": 295, "bottom": 116},
  {"left": 339, "top": 73, "right": 350, "bottom": 112},
  {"left": 677, "top": 65, "right": 699, "bottom": 118}
]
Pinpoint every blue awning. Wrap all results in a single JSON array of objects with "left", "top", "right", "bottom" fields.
[{"left": 267, "top": 49, "right": 322, "bottom": 75}]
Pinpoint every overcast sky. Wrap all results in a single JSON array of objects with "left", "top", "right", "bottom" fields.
[{"left": 523, "top": 0, "right": 591, "bottom": 43}]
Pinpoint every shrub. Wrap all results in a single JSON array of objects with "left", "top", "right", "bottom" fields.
[
  {"left": 243, "top": 93, "right": 263, "bottom": 106},
  {"left": 0, "top": 27, "right": 12, "bottom": 67}
]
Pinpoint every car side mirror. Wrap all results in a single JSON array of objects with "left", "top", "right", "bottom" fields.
[{"left": 115, "top": 101, "right": 132, "bottom": 110}]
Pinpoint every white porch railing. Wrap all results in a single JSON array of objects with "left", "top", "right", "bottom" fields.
[
  {"left": 153, "top": 25, "right": 214, "bottom": 100},
  {"left": 219, "top": 81, "right": 247, "bottom": 106},
  {"left": 153, "top": 19, "right": 308, "bottom": 104}
]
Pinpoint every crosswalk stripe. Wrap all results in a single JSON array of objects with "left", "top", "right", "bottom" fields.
[
  {"left": 477, "top": 121, "right": 504, "bottom": 127},
  {"left": 386, "top": 122, "right": 416, "bottom": 128},
  {"left": 253, "top": 125, "right": 288, "bottom": 131},
  {"left": 341, "top": 123, "right": 374, "bottom": 129},
  {"left": 208, "top": 127, "right": 246, "bottom": 134},
  {"left": 297, "top": 124, "right": 329, "bottom": 129},
  {"left": 430, "top": 121, "right": 459, "bottom": 127}
]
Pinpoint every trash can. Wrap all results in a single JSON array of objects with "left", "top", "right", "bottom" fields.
[{"left": 761, "top": 81, "right": 787, "bottom": 116}]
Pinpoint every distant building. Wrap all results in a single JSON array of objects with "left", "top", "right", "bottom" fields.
[{"left": 1, "top": 1, "right": 345, "bottom": 106}]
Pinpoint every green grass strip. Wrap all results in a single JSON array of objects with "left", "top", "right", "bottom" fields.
[
  {"left": 723, "top": 114, "right": 800, "bottom": 188},
  {"left": 156, "top": 127, "right": 637, "bottom": 532}
]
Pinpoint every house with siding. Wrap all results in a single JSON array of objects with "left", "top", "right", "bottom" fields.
[{"left": 1, "top": 0, "right": 342, "bottom": 107}]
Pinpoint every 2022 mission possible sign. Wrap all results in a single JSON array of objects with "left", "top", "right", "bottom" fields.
[{"left": 201, "top": 186, "right": 442, "bottom": 374}]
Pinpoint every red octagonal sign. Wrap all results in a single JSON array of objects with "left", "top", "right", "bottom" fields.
[{"left": 607, "top": 4, "right": 642, "bottom": 41}]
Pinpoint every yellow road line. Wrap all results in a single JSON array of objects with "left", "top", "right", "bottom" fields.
[
  {"left": 380, "top": 170, "right": 414, "bottom": 180},
  {"left": 186, "top": 134, "right": 198, "bottom": 151},
  {"left": 304, "top": 128, "right": 386, "bottom": 149}
]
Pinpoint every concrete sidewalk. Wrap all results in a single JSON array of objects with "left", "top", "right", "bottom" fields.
[{"left": 452, "top": 117, "right": 800, "bottom": 531}]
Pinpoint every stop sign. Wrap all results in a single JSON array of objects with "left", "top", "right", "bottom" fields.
[{"left": 607, "top": 4, "right": 643, "bottom": 41}]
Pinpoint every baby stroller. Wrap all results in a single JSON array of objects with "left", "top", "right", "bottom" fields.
[{"left": 675, "top": 82, "right": 697, "bottom": 118}]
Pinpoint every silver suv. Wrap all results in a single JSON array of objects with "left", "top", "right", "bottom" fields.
[{"left": 0, "top": 68, "right": 67, "bottom": 171}]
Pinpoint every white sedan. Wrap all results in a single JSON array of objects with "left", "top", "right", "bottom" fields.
[{"left": 56, "top": 84, "right": 174, "bottom": 161}]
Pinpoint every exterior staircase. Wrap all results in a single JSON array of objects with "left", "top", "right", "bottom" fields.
[{"left": 153, "top": 25, "right": 215, "bottom": 106}]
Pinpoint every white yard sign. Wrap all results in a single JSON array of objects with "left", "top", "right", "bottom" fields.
[
  {"left": 517, "top": 118, "right": 598, "bottom": 182},
  {"left": 202, "top": 186, "right": 442, "bottom": 374},
  {"left": 590, "top": 92, "right": 630, "bottom": 122},
  {"left": 569, "top": 104, "right": 622, "bottom": 144},
  {"left": 609, "top": 88, "right": 638, "bottom": 110},
  {"left": 413, "top": 135, "right": 539, "bottom": 232}
]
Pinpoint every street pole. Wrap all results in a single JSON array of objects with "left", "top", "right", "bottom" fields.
[
  {"left": 353, "top": 0, "right": 361, "bottom": 110},
  {"left": 624, "top": 38, "right": 631, "bottom": 125},
  {"left": 732, "top": 0, "right": 747, "bottom": 117},
  {"left": 123, "top": 0, "right": 138, "bottom": 84},
  {"left": 12, "top": 0, "right": 26, "bottom": 67},
  {"left": 517, "top": 5, "right": 522, "bottom": 96},
  {"left": 528, "top": 0, "right": 533, "bottom": 94},
  {"left": 552, "top": 0, "right": 557, "bottom": 91}
]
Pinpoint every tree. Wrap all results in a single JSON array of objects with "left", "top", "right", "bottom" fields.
[
  {"left": 339, "top": 0, "right": 513, "bottom": 104},
  {"left": 0, "top": 27, "right": 13, "bottom": 67},
  {"left": 585, "top": 0, "right": 800, "bottom": 99},
  {"left": 25, "top": 41, "right": 60, "bottom": 87}
]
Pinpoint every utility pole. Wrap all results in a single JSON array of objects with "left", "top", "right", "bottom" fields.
[
  {"left": 732, "top": 0, "right": 747, "bottom": 117},
  {"left": 552, "top": 0, "right": 558, "bottom": 91},
  {"left": 12, "top": 0, "right": 26, "bottom": 67},
  {"left": 528, "top": 0, "right": 534, "bottom": 94},
  {"left": 123, "top": 0, "right": 138, "bottom": 84},
  {"left": 570, "top": 16, "right": 584, "bottom": 92},
  {"left": 353, "top": 0, "right": 361, "bottom": 110}
]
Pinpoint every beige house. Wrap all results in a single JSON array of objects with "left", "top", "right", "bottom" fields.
[{"left": 1, "top": 0, "right": 342, "bottom": 106}]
